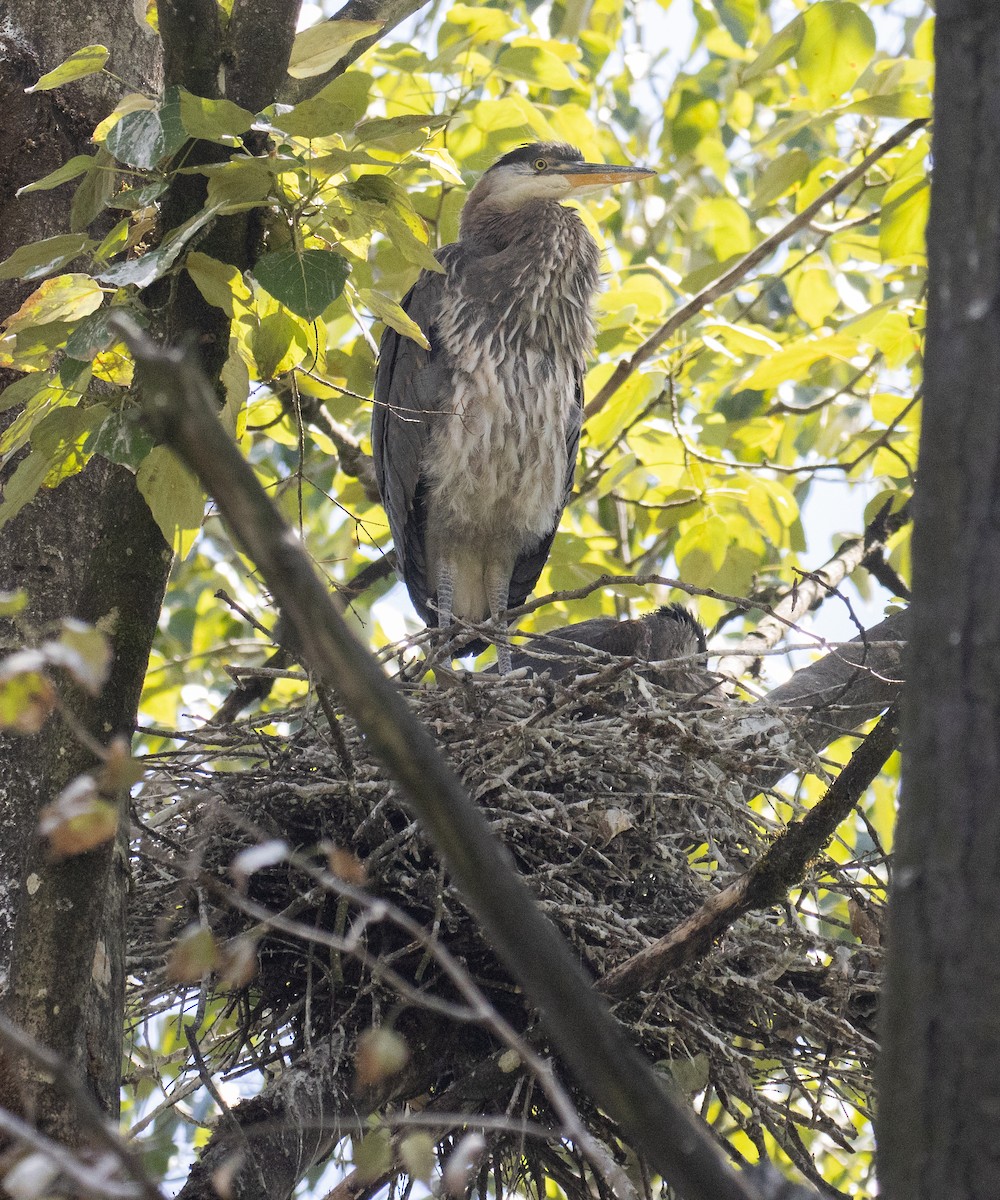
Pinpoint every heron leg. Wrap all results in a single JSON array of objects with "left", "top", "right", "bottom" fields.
[
  {"left": 435, "top": 563, "right": 455, "bottom": 630},
  {"left": 486, "top": 568, "right": 511, "bottom": 676}
]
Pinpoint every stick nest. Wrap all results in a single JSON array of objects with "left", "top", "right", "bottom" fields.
[{"left": 131, "top": 664, "right": 884, "bottom": 1192}]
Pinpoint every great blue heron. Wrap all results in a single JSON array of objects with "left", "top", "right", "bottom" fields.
[{"left": 372, "top": 142, "right": 654, "bottom": 671}]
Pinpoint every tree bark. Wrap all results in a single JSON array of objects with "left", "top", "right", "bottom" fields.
[
  {"left": 0, "top": 0, "right": 167, "bottom": 1139},
  {"left": 878, "top": 5, "right": 1000, "bottom": 1197}
]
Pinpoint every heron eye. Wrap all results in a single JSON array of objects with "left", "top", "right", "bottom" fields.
[{"left": 534, "top": 158, "right": 548, "bottom": 171}]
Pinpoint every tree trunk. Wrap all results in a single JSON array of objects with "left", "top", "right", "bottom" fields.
[
  {"left": 878, "top": 5, "right": 1000, "bottom": 1196},
  {"left": 0, "top": 1, "right": 166, "bottom": 1138}
]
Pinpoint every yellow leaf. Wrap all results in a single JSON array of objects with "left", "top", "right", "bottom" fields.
[
  {"left": 361, "top": 287, "right": 429, "bottom": 349},
  {"left": 2, "top": 274, "right": 104, "bottom": 335},
  {"left": 0, "top": 664, "right": 56, "bottom": 733},
  {"left": 743, "top": 334, "right": 858, "bottom": 389},
  {"left": 788, "top": 267, "right": 840, "bottom": 327},
  {"left": 287, "top": 19, "right": 383, "bottom": 79}
]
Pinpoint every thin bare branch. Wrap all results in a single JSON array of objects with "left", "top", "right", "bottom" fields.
[
  {"left": 584, "top": 118, "right": 929, "bottom": 420},
  {"left": 714, "top": 500, "right": 910, "bottom": 681},
  {"left": 597, "top": 705, "right": 899, "bottom": 999}
]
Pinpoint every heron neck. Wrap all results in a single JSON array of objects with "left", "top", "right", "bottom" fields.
[{"left": 459, "top": 197, "right": 574, "bottom": 253}]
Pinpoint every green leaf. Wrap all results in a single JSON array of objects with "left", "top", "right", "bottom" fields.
[
  {"left": 795, "top": 2, "right": 875, "bottom": 103},
  {"left": 205, "top": 160, "right": 272, "bottom": 208},
  {"left": 0, "top": 234, "right": 93, "bottom": 283},
  {"left": 267, "top": 71, "right": 372, "bottom": 137},
  {"left": 743, "top": 333, "right": 858, "bottom": 389},
  {"left": 398, "top": 1133, "right": 436, "bottom": 1186},
  {"left": 95, "top": 217, "right": 130, "bottom": 261},
  {"left": 353, "top": 1130, "right": 392, "bottom": 1184},
  {"left": 497, "top": 45, "right": 577, "bottom": 90},
  {"left": 106, "top": 90, "right": 187, "bottom": 168},
  {"left": 742, "top": 13, "right": 803, "bottom": 82},
  {"left": 445, "top": 4, "right": 519, "bottom": 41},
  {"left": 17, "top": 155, "right": 97, "bottom": 197},
  {"left": 82, "top": 403, "right": 156, "bottom": 468},
  {"left": 109, "top": 180, "right": 169, "bottom": 211},
  {"left": 753, "top": 149, "right": 811, "bottom": 209},
  {"left": 879, "top": 177, "right": 929, "bottom": 264},
  {"left": 64, "top": 308, "right": 122, "bottom": 359},
  {"left": 0, "top": 374, "right": 46, "bottom": 415},
  {"left": 95, "top": 200, "right": 232, "bottom": 289},
  {"left": 843, "top": 93, "right": 931, "bottom": 119},
  {"left": 94, "top": 245, "right": 178, "bottom": 288},
  {"left": 252, "top": 248, "right": 350, "bottom": 321},
  {"left": 693, "top": 196, "right": 753, "bottom": 261},
  {"left": 353, "top": 112, "right": 449, "bottom": 145},
  {"left": 708, "top": 0, "right": 757, "bottom": 47},
  {"left": 26, "top": 44, "right": 109, "bottom": 92},
  {"left": 379, "top": 210, "right": 443, "bottom": 274},
  {"left": 788, "top": 268, "right": 839, "bottom": 327},
  {"left": 177, "top": 89, "right": 255, "bottom": 142},
  {"left": 70, "top": 147, "right": 115, "bottom": 231},
  {"left": 0, "top": 451, "right": 51, "bottom": 532},
  {"left": 136, "top": 445, "right": 205, "bottom": 558},
  {"left": 0, "top": 406, "right": 97, "bottom": 531},
  {"left": 360, "top": 288, "right": 429, "bottom": 349},
  {"left": 287, "top": 18, "right": 383, "bottom": 79},
  {"left": 269, "top": 94, "right": 357, "bottom": 138},
  {"left": 250, "top": 310, "right": 309, "bottom": 379}
]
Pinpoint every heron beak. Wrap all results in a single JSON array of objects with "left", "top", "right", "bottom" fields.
[{"left": 556, "top": 163, "right": 657, "bottom": 188}]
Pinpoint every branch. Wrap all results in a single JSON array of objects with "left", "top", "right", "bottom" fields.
[
  {"left": 224, "top": 0, "right": 301, "bottom": 113},
  {"left": 597, "top": 705, "right": 900, "bottom": 999},
  {"left": 714, "top": 500, "right": 910, "bottom": 681},
  {"left": 0, "top": 1014, "right": 165, "bottom": 1200},
  {"left": 281, "top": 0, "right": 433, "bottom": 104},
  {"left": 113, "top": 316, "right": 769, "bottom": 1200},
  {"left": 584, "top": 118, "right": 929, "bottom": 420},
  {"left": 297, "top": 394, "right": 381, "bottom": 502},
  {"left": 759, "top": 609, "right": 908, "bottom": 762}
]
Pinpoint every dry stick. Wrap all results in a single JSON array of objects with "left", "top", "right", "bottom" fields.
[
  {"left": 598, "top": 705, "right": 899, "bottom": 1000},
  {"left": 0, "top": 1014, "right": 166, "bottom": 1200},
  {"left": 714, "top": 501, "right": 910, "bottom": 681},
  {"left": 111, "top": 316, "right": 768, "bottom": 1200},
  {"left": 584, "top": 117, "right": 929, "bottom": 421}
]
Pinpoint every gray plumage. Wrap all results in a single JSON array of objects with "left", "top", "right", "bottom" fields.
[
  {"left": 372, "top": 142, "right": 654, "bottom": 669},
  {"left": 509, "top": 604, "right": 712, "bottom": 694}
]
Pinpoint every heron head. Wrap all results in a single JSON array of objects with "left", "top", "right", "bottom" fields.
[{"left": 466, "top": 141, "right": 656, "bottom": 215}]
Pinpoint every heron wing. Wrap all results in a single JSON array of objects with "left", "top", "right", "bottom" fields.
[
  {"left": 505, "top": 366, "right": 583, "bottom": 609},
  {"left": 372, "top": 265, "right": 452, "bottom": 624}
]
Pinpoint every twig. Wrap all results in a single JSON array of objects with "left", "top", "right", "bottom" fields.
[
  {"left": 714, "top": 500, "right": 911, "bottom": 681},
  {"left": 584, "top": 118, "right": 929, "bottom": 420},
  {"left": 0, "top": 1014, "right": 165, "bottom": 1200},
  {"left": 597, "top": 705, "right": 899, "bottom": 999},
  {"left": 0, "top": 1109, "right": 141, "bottom": 1200}
]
